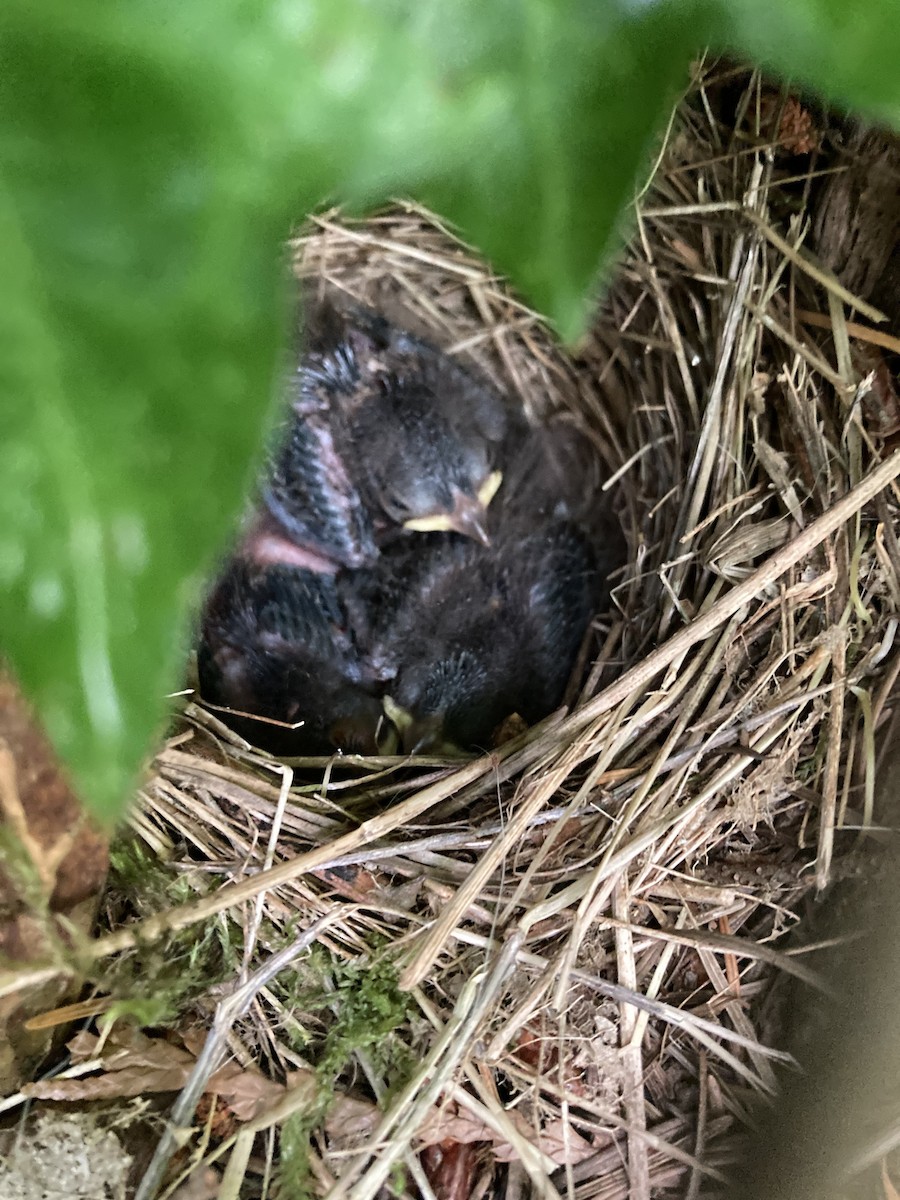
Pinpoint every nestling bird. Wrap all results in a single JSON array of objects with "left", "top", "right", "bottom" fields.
[
  {"left": 364, "top": 531, "right": 591, "bottom": 754},
  {"left": 362, "top": 422, "right": 626, "bottom": 753},
  {"left": 198, "top": 559, "right": 383, "bottom": 756},
  {"left": 258, "top": 296, "right": 511, "bottom": 569}
]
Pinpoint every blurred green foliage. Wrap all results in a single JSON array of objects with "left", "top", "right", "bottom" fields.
[{"left": 1, "top": 0, "right": 898, "bottom": 820}]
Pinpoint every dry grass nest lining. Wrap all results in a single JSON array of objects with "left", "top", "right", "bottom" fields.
[{"left": 129, "top": 74, "right": 900, "bottom": 1196}]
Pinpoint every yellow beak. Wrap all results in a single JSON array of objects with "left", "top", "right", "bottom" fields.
[{"left": 402, "top": 471, "right": 502, "bottom": 545}]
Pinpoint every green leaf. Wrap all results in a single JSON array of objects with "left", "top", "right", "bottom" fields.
[
  {"left": 390, "top": 0, "right": 698, "bottom": 340},
  {"left": 0, "top": 0, "right": 514, "bottom": 821},
  {"left": 707, "top": 0, "right": 900, "bottom": 127},
  {"left": 3, "top": 0, "right": 900, "bottom": 822},
  {"left": 0, "top": 1, "right": 295, "bottom": 820}
]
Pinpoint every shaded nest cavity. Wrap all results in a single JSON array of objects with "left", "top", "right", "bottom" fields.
[{"left": 114, "top": 67, "right": 900, "bottom": 1199}]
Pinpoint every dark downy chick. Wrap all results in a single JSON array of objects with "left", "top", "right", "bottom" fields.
[
  {"left": 499, "top": 417, "right": 627, "bottom": 553},
  {"left": 366, "top": 421, "right": 626, "bottom": 754},
  {"left": 367, "top": 529, "right": 592, "bottom": 754},
  {"left": 198, "top": 559, "right": 383, "bottom": 756},
  {"left": 260, "top": 297, "right": 511, "bottom": 567}
]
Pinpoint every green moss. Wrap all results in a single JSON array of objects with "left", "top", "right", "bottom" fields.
[
  {"left": 276, "top": 1109, "right": 317, "bottom": 1200},
  {"left": 96, "top": 918, "right": 237, "bottom": 1028},
  {"left": 97, "top": 834, "right": 244, "bottom": 1027},
  {"left": 0, "top": 823, "right": 53, "bottom": 916},
  {"left": 389, "top": 1158, "right": 409, "bottom": 1197},
  {"left": 272, "top": 948, "right": 416, "bottom": 1197},
  {"left": 317, "top": 954, "right": 413, "bottom": 1085},
  {"left": 106, "top": 842, "right": 418, "bottom": 1194},
  {"left": 107, "top": 834, "right": 198, "bottom": 912}
]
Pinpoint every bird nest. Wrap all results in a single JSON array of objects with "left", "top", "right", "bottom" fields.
[{"left": 108, "top": 68, "right": 900, "bottom": 1198}]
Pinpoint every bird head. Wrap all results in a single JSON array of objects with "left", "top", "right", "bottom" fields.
[
  {"left": 326, "top": 695, "right": 386, "bottom": 756},
  {"left": 382, "top": 695, "right": 467, "bottom": 756},
  {"left": 400, "top": 470, "right": 502, "bottom": 545},
  {"left": 382, "top": 646, "right": 499, "bottom": 756}
]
